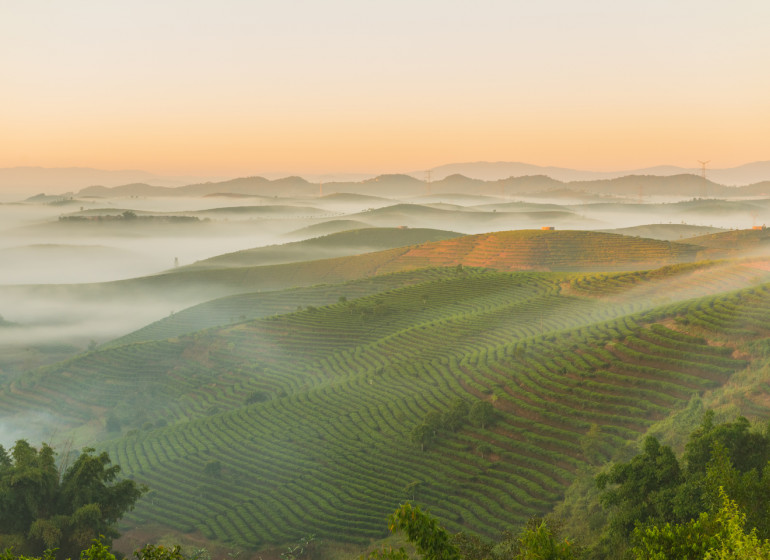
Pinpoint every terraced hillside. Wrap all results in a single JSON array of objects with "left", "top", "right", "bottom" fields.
[
  {"left": 1, "top": 270, "right": 591, "bottom": 427},
  {"left": 18, "top": 262, "right": 755, "bottom": 428},
  {"left": 107, "top": 268, "right": 466, "bottom": 347},
  {"left": 373, "top": 229, "right": 705, "bottom": 272},
  {"left": 2, "top": 230, "right": 708, "bottom": 313},
  {"left": 110, "top": 259, "right": 770, "bottom": 349},
  {"left": 102, "top": 283, "right": 767, "bottom": 546},
  {"left": 2, "top": 262, "right": 769, "bottom": 550},
  {"left": 687, "top": 227, "right": 770, "bottom": 254},
  {"left": 563, "top": 259, "right": 770, "bottom": 304}
]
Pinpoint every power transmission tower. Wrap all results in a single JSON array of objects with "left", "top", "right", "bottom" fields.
[
  {"left": 698, "top": 160, "right": 710, "bottom": 198},
  {"left": 698, "top": 160, "right": 710, "bottom": 180},
  {"left": 424, "top": 170, "right": 432, "bottom": 196}
]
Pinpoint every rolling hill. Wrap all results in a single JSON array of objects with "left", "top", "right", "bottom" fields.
[
  {"left": 2, "top": 263, "right": 769, "bottom": 550},
  {"left": 0, "top": 230, "right": 714, "bottom": 337},
  {"left": 598, "top": 224, "right": 725, "bottom": 241},
  {"left": 106, "top": 268, "right": 466, "bottom": 347},
  {"left": 367, "top": 230, "right": 705, "bottom": 273},
  {"left": 348, "top": 204, "right": 594, "bottom": 231},
  {"left": 4, "top": 226, "right": 770, "bottom": 556},
  {"left": 282, "top": 219, "right": 373, "bottom": 239},
  {"left": 686, "top": 228, "right": 770, "bottom": 251},
  {"left": 184, "top": 227, "right": 463, "bottom": 270}
]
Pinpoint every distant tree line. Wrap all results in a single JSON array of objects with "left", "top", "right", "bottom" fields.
[{"left": 58, "top": 211, "right": 199, "bottom": 223}]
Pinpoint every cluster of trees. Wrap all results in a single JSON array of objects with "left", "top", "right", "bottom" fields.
[
  {"left": 410, "top": 398, "right": 496, "bottom": 451},
  {"left": 366, "top": 496, "right": 770, "bottom": 560},
  {"left": 0, "top": 540, "right": 187, "bottom": 560},
  {"left": 363, "top": 503, "right": 576, "bottom": 560},
  {"left": 57, "top": 211, "right": 198, "bottom": 223},
  {"left": 0, "top": 441, "right": 145, "bottom": 560},
  {"left": 593, "top": 411, "right": 770, "bottom": 559}
]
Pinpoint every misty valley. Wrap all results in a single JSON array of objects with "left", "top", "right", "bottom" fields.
[{"left": 3, "top": 171, "right": 770, "bottom": 559}]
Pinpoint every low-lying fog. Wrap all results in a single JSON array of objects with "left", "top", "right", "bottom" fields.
[{"left": 2, "top": 189, "right": 770, "bottom": 379}]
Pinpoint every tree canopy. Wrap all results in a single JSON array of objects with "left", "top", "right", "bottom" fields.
[
  {"left": 0, "top": 440, "right": 146, "bottom": 559},
  {"left": 595, "top": 414, "right": 770, "bottom": 559}
]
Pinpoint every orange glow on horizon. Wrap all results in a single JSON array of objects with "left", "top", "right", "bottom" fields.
[{"left": 2, "top": 2, "right": 769, "bottom": 178}]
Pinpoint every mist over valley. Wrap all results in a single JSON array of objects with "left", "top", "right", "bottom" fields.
[{"left": 3, "top": 165, "right": 770, "bottom": 558}]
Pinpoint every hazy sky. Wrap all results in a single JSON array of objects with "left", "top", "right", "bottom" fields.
[{"left": 2, "top": 0, "right": 769, "bottom": 177}]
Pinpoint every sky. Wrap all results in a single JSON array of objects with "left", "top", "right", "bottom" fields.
[{"left": 2, "top": 0, "right": 769, "bottom": 178}]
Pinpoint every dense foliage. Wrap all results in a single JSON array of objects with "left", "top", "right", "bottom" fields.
[
  {"left": 364, "top": 503, "right": 577, "bottom": 560},
  {"left": 594, "top": 413, "right": 770, "bottom": 558},
  {"left": 0, "top": 441, "right": 145, "bottom": 559},
  {"left": 0, "top": 540, "right": 186, "bottom": 560}
]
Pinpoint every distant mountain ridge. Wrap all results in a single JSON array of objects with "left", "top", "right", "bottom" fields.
[
  {"left": 3, "top": 161, "right": 770, "bottom": 196},
  {"left": 420, "top": 160, "right": 770, "bottom": 186},
  {"left": 0, "top": 166, "right": 211, "bottom": 192},
  {"left": 67, "top": 173, "right": 770, "bottom": 200}
]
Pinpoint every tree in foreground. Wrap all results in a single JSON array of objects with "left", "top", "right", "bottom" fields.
[
  {"left": 0, "top": 440, "right": 146, "bottom": 559},
  {"left": 0, "top": 539, "right": 186, "bottom": 560},
  {"left": 363, "top": 503, "right": 460, "bottom": 560},
  {"left": 363, "top": 503, "right": 578, "bottom": 560},
  {"left": 631, "top": 488, "right": 770, "bottom": 560},
  {"left": 592, "top": 413, "right": 770, "bottom": 558}
]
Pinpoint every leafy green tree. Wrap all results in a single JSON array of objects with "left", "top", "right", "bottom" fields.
[
  {"left": 596, "top": 436, "right": 683, "bottom": 541},
  {"left": 477, "top": 443, "right": 492, "bottom": 459},
  {"left": 703, "top": 489, "right": 770, "bottom": 560},
  {"left": 0, "top": 539, "right": 193, "bottom": 560},
  {"left": 365, "top": 508, "right": 578, "bottom": 560},
  {"left": 0, "top": 440, "right": 146, "bottom": 559},
  {"left": 442, "top": 398, "right": 470, "bottom": 432},
  {"left": 244, "top": 390, "right": 268, "bottom": 405},
  {"left": 468, "top": 401, "right": 495, "bottom": 429},
  {"left": 631, "top": 512, "right": 720, "bottom": 560},
  {"left": 513, "top": 519, "right": 578, "bottom": 560},
  {"left": 410, "top": 423, "right": 433, "bottom": 451},
  {"left": 133, "top": 544, "right": 186, "bottom": 560},
  {"left": 631, "top": 489, "right": 770, "bottom": 560},
  {"left": 683, "top": 412, "right": 770, "bottom": 476},
  {"left": 594, "top": 415, "right": 770, "bottom": 557},
  {"left": 423, "top": 411, "right": 443, "bottom": 436},
  {"left": 700, "top": 443, "right": 770, "bottom": 539},
  {"left": 373, "top": 503, "right": 460, "bottom": 560}
]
